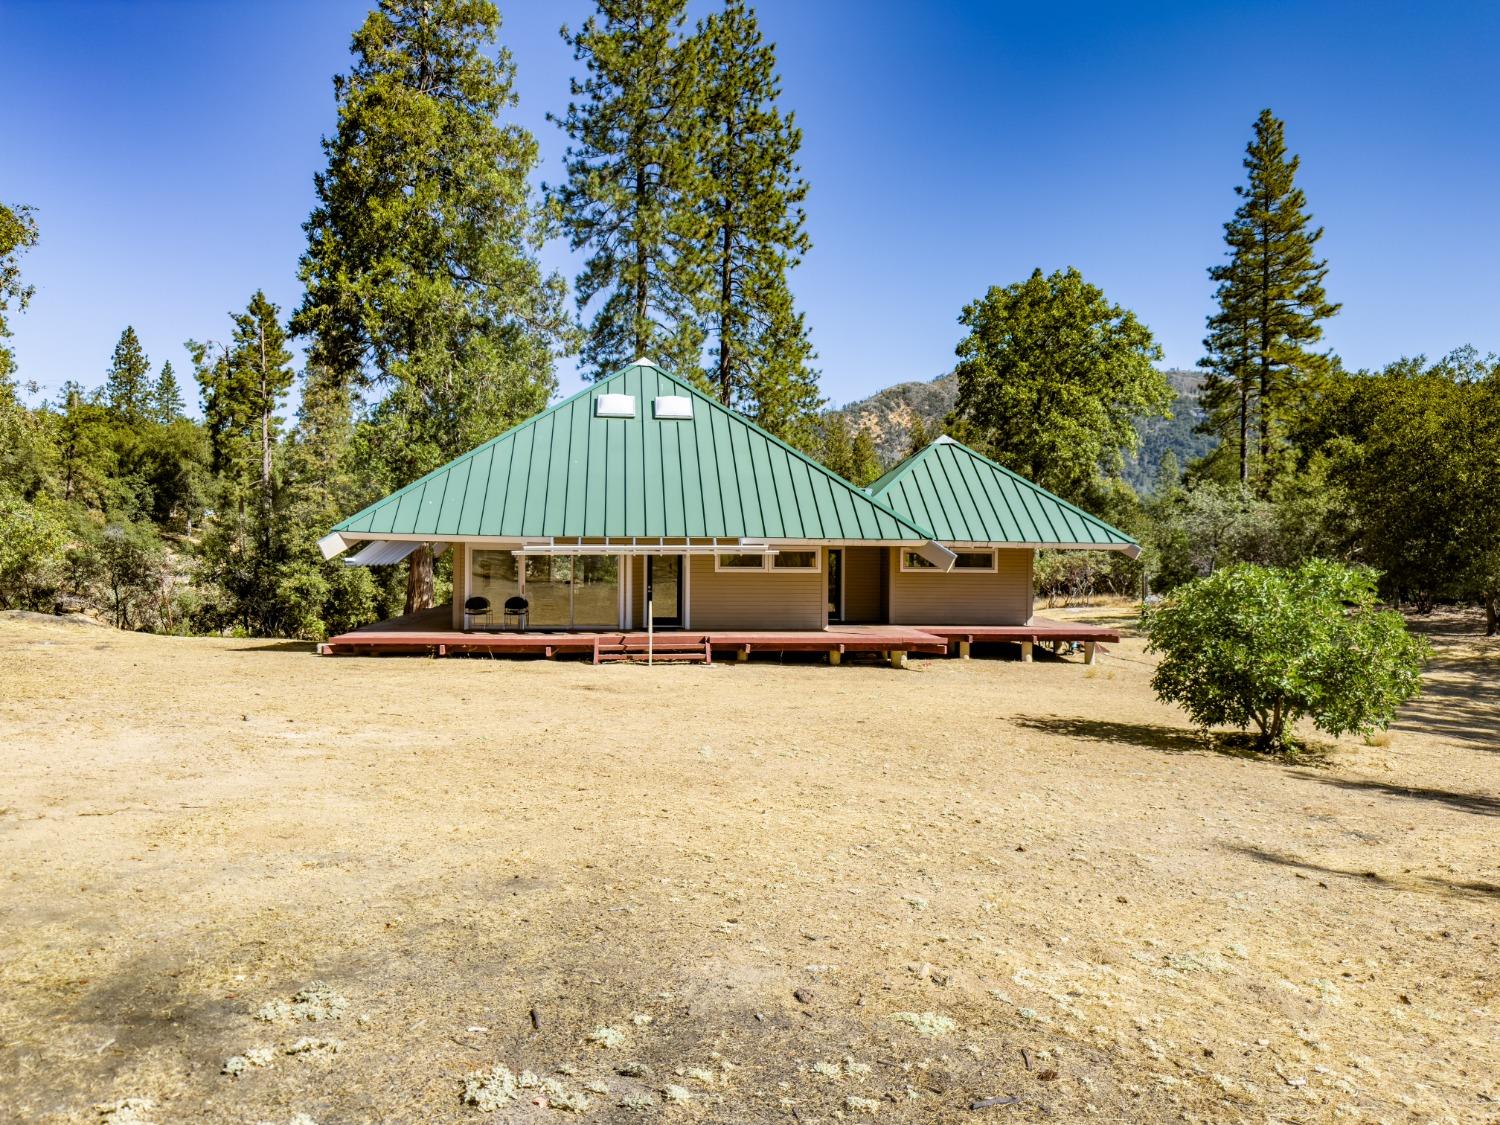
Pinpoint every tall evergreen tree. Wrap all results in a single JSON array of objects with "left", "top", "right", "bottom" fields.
[
  {"left": 149, "top": 360, "right": 185, "bottom": 423},
  {"left": 1201, "top": 109, "right": 1339, "bottom": 493},
  {"left": 552, "top": 0, "right": 704, "bottom": 380},
  {"left": 105, "top": 327, "right": 152, "bottom": 424},
  {"left": 231, "top": 291, "right": 294, "bottom": 505},
  {"left": 295, "top": 0, "right": 571, "bottom": 612},
  {"left": 685, "top": 0, "right": 820, "bottom": 440}
]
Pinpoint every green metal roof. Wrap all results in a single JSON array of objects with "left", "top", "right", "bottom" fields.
[
  {"left": 333, "top": 362, "right": 932, "bottom": 542},
  {"left": 867, "top": 436, "right": 1138, "bottom": 550}
]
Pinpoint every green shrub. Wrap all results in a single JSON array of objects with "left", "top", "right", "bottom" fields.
[
  {"left": 0, "top": 490, "right": 69, "bottom": 610},
  {"left": 1144, "top": 560, "right": 1428, "bottom": 753}
]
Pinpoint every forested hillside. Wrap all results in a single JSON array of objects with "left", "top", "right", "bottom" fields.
[{"left": 828, "top": 367, "right": 1215, "bottom": 493}]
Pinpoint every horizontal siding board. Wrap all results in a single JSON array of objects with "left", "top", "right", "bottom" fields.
[
  {"left": 688, "top": 555, "right": 823, "bottom": 630},
  {"left": 888, "top": 547, "right": 1034, "bottom": 625}
]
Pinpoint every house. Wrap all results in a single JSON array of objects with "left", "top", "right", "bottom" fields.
[{"left": 317, "top": 360, "right": 1137, "bottom": 662}]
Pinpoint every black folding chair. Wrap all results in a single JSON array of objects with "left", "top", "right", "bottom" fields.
[
  {"left": 463, "top": 595, "right": 491, "bottom": 631},
  {"left": 503, "top": 595, "right": 529, "bottom": 631}
]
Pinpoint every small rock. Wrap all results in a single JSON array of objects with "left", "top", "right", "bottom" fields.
[
  {"left": 662, "top": 1084, "right": 692, "bottom": 1103},
  {"left": 793, "top": 989, "right": 813, "bottom": 1004},
  {"left": 617, "top": 1061, "right": 651, "bottom": 1078}
]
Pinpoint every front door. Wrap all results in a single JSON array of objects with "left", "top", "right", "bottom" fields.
[
  {"left": 827, "top": 548, "right": 843, "bottom": 623},
  {"left": 646, "top": 555, "right": 683, "bottom": 628}
]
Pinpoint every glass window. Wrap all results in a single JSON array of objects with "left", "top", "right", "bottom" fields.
[
  {"left": 901, "top": 550, "right": 937, "bottom": 571},
  {"left": 772, "top": 549, "right": 819, "bottom": 571},
  {"left": 953, "top": 550, "right": 996, "bottom": 571},
  {"left": 470, "top": 550, "right": 520, "bottom": 614},
  {"left": 572, "top": 554, "right": 620, "bottom": 626},
  {"left": 715, "top": 552, "right": 767, "bottom": 571}
]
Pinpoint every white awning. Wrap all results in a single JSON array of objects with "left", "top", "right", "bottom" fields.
[{"left": 344, "top": 540, "right": 448, "bottom": 567}]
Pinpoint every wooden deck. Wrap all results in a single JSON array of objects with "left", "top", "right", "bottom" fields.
[{"left": 319, "top": 608, "right": 1117, "bottom": 665}]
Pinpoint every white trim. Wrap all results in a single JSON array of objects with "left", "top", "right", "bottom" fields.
[
  {"left": 714, "top": 552, "right": 769, "bottom": 572},
  {"left": 682, "top": 552, "right": 691, "bottom": 629}
]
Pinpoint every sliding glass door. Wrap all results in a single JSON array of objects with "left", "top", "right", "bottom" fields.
[{"left": 473, "top": 551, "right": 620, "bottom": 629}]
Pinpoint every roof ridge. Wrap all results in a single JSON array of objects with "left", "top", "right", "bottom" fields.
[{"left": 640, "top": 366, "right": 936, "bottom": 541}]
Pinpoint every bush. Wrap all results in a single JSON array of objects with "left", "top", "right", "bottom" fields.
[
  {"left": 0, "top": 490, "right": 69, "bottom": 610},
  {"left": 1144, "top": 560, "right": 1428, "bottom": 753}
]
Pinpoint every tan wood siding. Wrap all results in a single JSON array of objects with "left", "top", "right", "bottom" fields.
[
  {"left": 688, "top": 554, "right": 824, "bottom": 630},
  {"left": 886, "top": 547, "right": 1034, "bottom": 625},
  {"left": 841, "top": 546, "right": 885, "bottom": 624}
]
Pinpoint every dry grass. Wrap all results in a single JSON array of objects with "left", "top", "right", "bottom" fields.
[{"left": 0, "top": 608, "right": 1495, "bottom": 1123}]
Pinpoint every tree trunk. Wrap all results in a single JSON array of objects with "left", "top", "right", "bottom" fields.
[
  {"left": 635, "top": 162, "right": 648, "bottom": 358},
  {"left": 718, "top": 211, "right": 733, "bottom": 405},
  {"left": 1238, "top": 366, "right": 1249, "bottom": 486},
  {"left": 1486, "top": 593, "right": 1498, "bottom": 637},
  {"left": 405, "top": 544, "right": 434, "bottom": 615}
]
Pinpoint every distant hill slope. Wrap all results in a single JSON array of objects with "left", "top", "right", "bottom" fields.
[{"left": 831, "top": 368, "right": 1214, "bottom": 493}]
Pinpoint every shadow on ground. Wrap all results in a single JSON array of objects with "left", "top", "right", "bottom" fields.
[
  {"left": 1016, "top": 716, "right": 1336, "bottom": 763},
  {"left": 1015, "top": 716, "right": 1209, "bottom": 755},
  {"left": 1290, "top": 772, "right": 1500, "bottom": 818},
  {"left": 228, "top": 640, "right": 319, "bottom": 653},
  {"left": 1394, "top": 662, "right": 1500, "bottom": 749},
  {"left": 1228, "top": 843, "right": 1500, "bottom": 900}
]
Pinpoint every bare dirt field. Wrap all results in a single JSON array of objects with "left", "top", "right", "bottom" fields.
[{"left": 0, "top": 608, "right": 1495, "bottom": 1124}]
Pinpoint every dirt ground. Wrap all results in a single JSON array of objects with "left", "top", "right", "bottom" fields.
[{"left": 0, "top": 608, "right": 1495, "bottom": 1125}]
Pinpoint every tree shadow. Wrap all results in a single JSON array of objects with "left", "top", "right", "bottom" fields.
[
  {"left": 227, "top": 640, "right": 318, "bottom": 654},
  {"left": 1015, "top": 716, "right": 1217, "bottom": 756},
  {"left": 1289, "top": 772, "right": 1500, "bottom": 818},
  {"left": 1015, "top": 715, "right": 1339, "bottom": 763},
  {"left": 1227, "top": 843, "right": 1500, "bottom": 900},
  {"left": 1393, "top": 669, "right": 1500, "bottom": 749}
]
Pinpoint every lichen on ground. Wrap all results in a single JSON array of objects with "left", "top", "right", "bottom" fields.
[
  {"left": 890, "top": 1011, "right": 956, "bottom": 1038},
  {"left": 255, "top": 982, "right": 349, "bottom": 1023}
]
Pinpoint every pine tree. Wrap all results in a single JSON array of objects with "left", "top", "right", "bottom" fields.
[
  {"left": 296, "top": 0, "right": 570, "bottom": 612},
  {"left": 552, "top": 0, "right": 704, "bottom": 380},
  {"left": 1201, "top": 109, "right": 1339, "bottom": 493},
  {"left": 149, "top": 361, "right": 184, "bottom": 423},
  {"left": 231, "top": 291, "right": 294, "bottom": 505},
  {"left": 906, "top": 415, "right": 931, "bottom": 458},
  {"left": 686, "top": 0, "right": 820, "bottom": 438},
  {"left": 848, "top": 426, "right": 881, "bottom": 486},
  {"left": 105, "top": 327, "right": 152, "bottom": 424}
]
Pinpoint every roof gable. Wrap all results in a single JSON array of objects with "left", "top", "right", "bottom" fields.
[
  {"left": 333, "top": 362, "right": 933, "bottom": 542},
  {"left": 867, "top": 435, "right": 1138, "bottom": 549}
]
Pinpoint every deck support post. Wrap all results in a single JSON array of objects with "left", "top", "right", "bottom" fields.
[
  {"left": 736, "top": 648, "right": 749, "bottom": 663},
  {"left": 889, "top": 650, "right": 907, "bottom": 669},
  {"left": 1084, "top": 640, "right": 1097, "bottom": 665},
  {"left": 957, "top": 640, "right": 971, "bottom": 660},
  {"left": 828, "top": 649, "right": 842, "bottom": 666},
  {"left": 1020, "top": 641, "right": 1034, "bottom": 663}
]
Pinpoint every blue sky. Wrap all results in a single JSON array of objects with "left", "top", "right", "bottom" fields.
[{"left": 3, "top": 1, "right": 1497, "bottom": 414}]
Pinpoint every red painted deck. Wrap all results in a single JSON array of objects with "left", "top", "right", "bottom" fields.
[{"left": 318, "top": 608, "right": 1116, "bottom": 661}]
